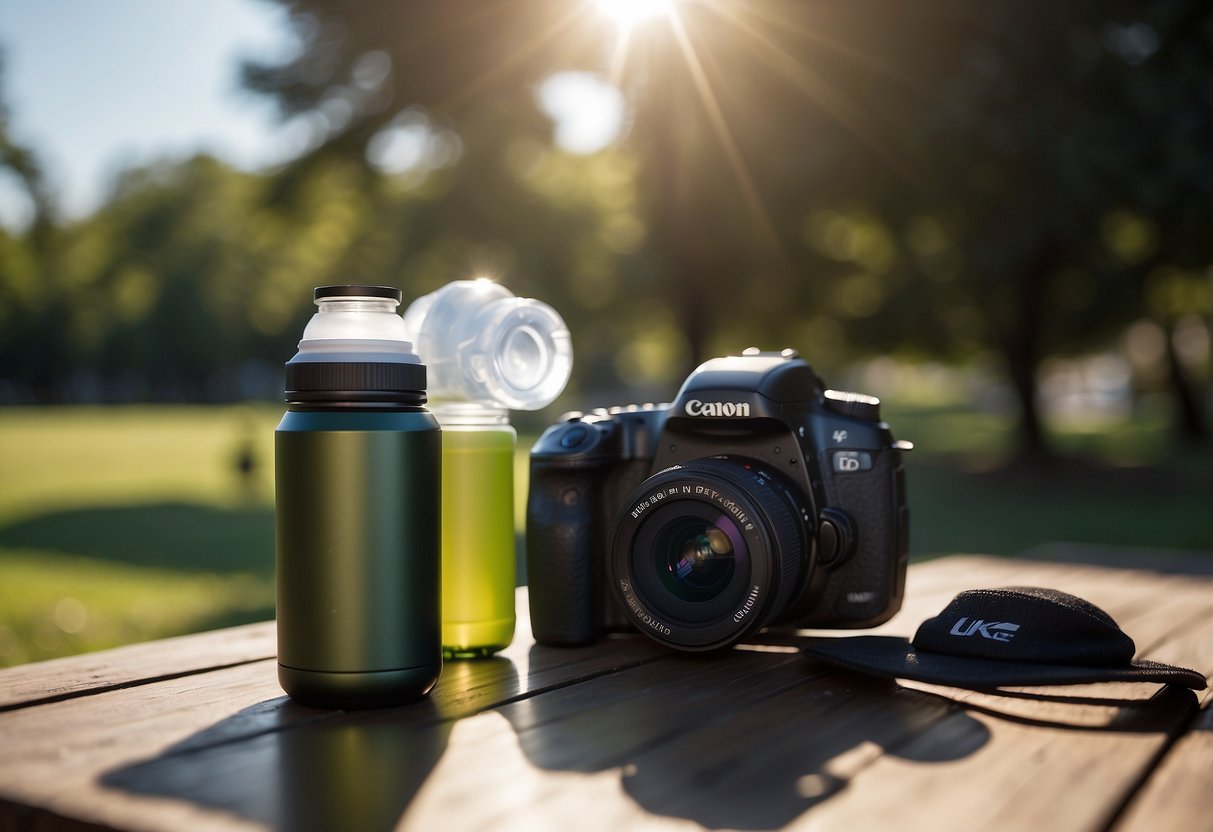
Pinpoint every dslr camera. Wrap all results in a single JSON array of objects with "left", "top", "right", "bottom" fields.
[{"left": 526, "top": 348, "right": 910, "bottom": 651}]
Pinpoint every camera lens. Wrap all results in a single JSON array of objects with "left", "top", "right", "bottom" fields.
[
  {"left": 608, "top": 458, "right": 810, "bottom": 651},
  {"left": 632, "top": 503, "right": 751, "bottom": 626},
  {"left": 661, "top": 519, "right": 739, "bottom": 600}
]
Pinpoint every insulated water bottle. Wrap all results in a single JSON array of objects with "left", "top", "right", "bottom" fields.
[{"left": 276, "top": 285, "right": 441, "bottom": 708}]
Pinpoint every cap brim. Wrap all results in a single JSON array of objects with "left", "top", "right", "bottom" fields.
[{"left": 802, "top": 636, "right": 1208, "bottom": 690}]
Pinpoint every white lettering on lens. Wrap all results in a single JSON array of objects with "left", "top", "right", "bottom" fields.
[
  {"left": 686, "top": 399, "right": 751, "bottom": 417},
  {"left": 733, "top": 585, "right": 762, "bottom": 622},
  {"left": 620, "top": 580, "right": 672, "bottom": 636}
]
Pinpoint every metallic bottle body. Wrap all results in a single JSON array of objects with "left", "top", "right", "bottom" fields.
[{"left": 275, "top": 407, "right": 441, "bottom": 708}]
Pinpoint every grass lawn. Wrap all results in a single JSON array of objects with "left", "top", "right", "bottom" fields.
[
  {"left": 0, "top": 401, "right": 1209, "bottom": 667},
  {"left": 882, "top": 401, "right": 1213, "bottom": 559},
  {"left": 0, "top": 405, "right": 280, "bottom": 667}
]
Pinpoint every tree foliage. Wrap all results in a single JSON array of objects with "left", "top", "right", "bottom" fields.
[
  {"left": 0, "top": 2, "right": 1208, "bottom": 452},
  {"left": 238, "top": 0, "right": 1211, "bottom": 446}
]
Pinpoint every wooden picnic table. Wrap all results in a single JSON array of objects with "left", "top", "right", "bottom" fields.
[{"left": 0, "top": 552, "right": 1210, "bottom": 831}]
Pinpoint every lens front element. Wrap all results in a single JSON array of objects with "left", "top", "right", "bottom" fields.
[
  {"left": 633, "top": 503, "right": 751, "bottom": 627},
  {"left": 609, "top": 458, "right": 809, "bottom": 651},
  {"left": 664, "top": 518, "right": 740, "bottom": 600}
]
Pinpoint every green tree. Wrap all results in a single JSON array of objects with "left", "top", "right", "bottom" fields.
[
  {"left": 2, "top": 1, "right": 1207, "bottom": 452},
  {"left": 240, "top": 0, "right": 1209, "bottom": 454},
  {"left": 0, "top": 50, "right": 65, "bottom": 399}
]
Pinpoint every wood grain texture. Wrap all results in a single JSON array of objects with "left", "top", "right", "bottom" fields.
[
  {"left": 1115, "top": 703, "right": 1213, "bottom": 832},
  {"left": 0, "top": 610, "right": 671, "bottom": 831},
  {"left": 0, "top": 621, "right": 276, "bottom": 711},
  {"left": 783, "top": 559, "right": 1213, "bottom": 832},
  {"left": 0, "top": 557, "right": 1208, "bottom": 832}
]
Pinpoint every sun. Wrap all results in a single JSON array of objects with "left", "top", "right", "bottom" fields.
[{"left": 595, "top": 0, "right": 674, "bottom": 31}]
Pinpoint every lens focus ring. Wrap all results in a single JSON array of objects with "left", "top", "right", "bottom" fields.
[
  {"left": 608, "top": 457, "right": 809, "bottom": 650},
  {"left": 683, "top": 459, "right": 805, "bottom": 622}
]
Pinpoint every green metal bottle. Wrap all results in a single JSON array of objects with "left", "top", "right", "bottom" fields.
[{"left": 276, "top": 285, "right": 441, "bottom": 709}]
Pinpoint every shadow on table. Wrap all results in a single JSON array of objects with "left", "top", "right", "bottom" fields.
[
  {"left": 902, "top": 679, "right": 1201, "bottom": 732},
  {"left": 97, "top": 640, "right": 1195, "bottom": 831},
  {"left": 99, "top": 658, "right": 519, "bottom": 832},
  {"left": 100, "top": 699, "right": 447, "bottom": 831},
  {"left": 97, "top": 640, "right": 979, "bottom": 830},
  {"left": 495, "top": 643, "right": 990, "bottom": 830}
]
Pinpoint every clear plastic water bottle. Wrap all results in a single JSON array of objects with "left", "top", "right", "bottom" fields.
[
  {"left": 276, "top": 285, "right": 441, "bottom": 707},
  {"left": 404, "top": 279, "right": 571, "bottom": 657}
]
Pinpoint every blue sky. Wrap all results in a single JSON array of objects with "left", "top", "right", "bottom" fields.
[
  {"left": 0, "top": 1, "right": 628, "bottom": 229},
  {"left": 0, "top": 0, "right": 296, "bottom": 226}
]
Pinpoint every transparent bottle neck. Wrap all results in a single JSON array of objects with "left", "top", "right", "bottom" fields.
[
  {"left": 295, "top": 295, "right": 416, "bottom": 360},
  {"left": 317, "top": 298, "right": 400, "bottom": 315},
  {"left": 431, "top": 401, "right": 510, "bottom": 427}
]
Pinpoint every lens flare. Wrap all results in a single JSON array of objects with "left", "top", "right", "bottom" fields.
[{"left": 596, "top": 0, "right": 673, "bottom": 30}]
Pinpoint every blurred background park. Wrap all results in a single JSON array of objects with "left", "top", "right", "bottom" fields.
[{"left": 0, "top": 0, "right": 1209, "bottom": 668}]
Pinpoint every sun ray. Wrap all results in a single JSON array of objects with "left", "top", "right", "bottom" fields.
[
  {"left": 596, "top": 0, "right": 674, "bottom": 31},
  {"left": 605, "top": 23, "right": 634, "bottom": 89},
  {"left": 698, "top": 1, "right": 933, "bottom": 194},
  {"left": 435, "top": 1, "right": 593, "bottom": 114},
  {"left": 713, "top": 1, "right": 919, "bottom": 89},
  {"left": 666, "top": 10, "right": 791, "bottom": 266}
]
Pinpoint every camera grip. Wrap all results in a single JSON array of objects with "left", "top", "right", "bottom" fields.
[
  {"left": 526, "top": 463, "right": 607, "bottom": 646},
  {"left": 824, "top": 447, "right": 909, "bottom": 626}
]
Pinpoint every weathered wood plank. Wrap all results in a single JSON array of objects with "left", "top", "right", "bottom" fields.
[
  {"left": 0, "top": 557, "right": 1207, "bottom": 832},
  {"left": 398, "top": 567, "right": 1213, "bottom": 832},
  {"left": 781, "top": 563, "right": 1213, "bottom": 832},
  {"left": 395, "top": 659, "right": 979, "bottom": 831},
  {"left": 85, "top": 649, "right": 810, "bottom": 831},
  {"left": 1111, "top": 584, "right": 1213, "bottom": 832},
  {"left": 783, "top": 690, "right": 1197, "bottom": 832},
  {"left": 0, "top": 588, "right": 566, "bottom": 712},
  {"left": 1115, "top": 703, "right": 1213, "bottom": 832},
  {"left": 0, "top": 621, "right": 276, "bottom": 711},
  {"left": 0, "top": 623, "right": 670, "bottom": 832}
]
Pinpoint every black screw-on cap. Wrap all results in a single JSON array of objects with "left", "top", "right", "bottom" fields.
[
  {"left": 285, "top": 361, "right": 427, "bottom": 405},
  {"left": 314, "top": 285, "right": 403, "bottom": 302}
]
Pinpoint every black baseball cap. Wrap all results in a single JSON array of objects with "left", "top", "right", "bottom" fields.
[{"left": 802, "top": 586, "right": 1207, "bottom": 689}]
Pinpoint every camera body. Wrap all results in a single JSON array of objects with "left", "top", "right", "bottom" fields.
[{"left": 527, "top": 348, "right": 910, "bottom": 651}]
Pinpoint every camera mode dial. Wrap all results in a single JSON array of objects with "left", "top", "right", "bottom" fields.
[{"left": 823, "top": 389, "right": 881, "bottom": 422}]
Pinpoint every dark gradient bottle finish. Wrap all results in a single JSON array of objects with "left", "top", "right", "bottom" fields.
[{"left": 275, "top": 286, "right": 441, "bottom": 709}]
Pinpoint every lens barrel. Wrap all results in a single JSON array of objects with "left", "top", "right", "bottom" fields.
[{"left": 607, "top": 458, "right": 810, "bottom": 651}]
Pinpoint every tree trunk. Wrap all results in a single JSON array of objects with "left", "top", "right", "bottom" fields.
[
  {"left": 1163, "top": 321, "right": 1209, "bottom": 444},
  {"left": 1001, "top": 243, "right": 1058, "bottom": 461},
  {"left": 1004, "top": 341, "right": 1049, "bottom": 459}
]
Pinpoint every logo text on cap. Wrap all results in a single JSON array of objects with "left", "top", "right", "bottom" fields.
[{"left": 949, "top": 618, "right": 1020, "bottom": 643}]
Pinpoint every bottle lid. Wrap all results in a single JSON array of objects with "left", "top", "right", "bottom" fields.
[
  {"left": 285, "top": 361, "right": 427, "bottom": 405},
  {"left": 314, "top": 285, "right": 403, "bottom": 302},
  {"left": 286, "top": 284, "right": 426, "bottom": 405}
]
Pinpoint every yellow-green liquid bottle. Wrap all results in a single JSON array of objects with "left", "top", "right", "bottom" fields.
[{"left": 438, "top": 405, "right": 516, "bottom": 657}]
